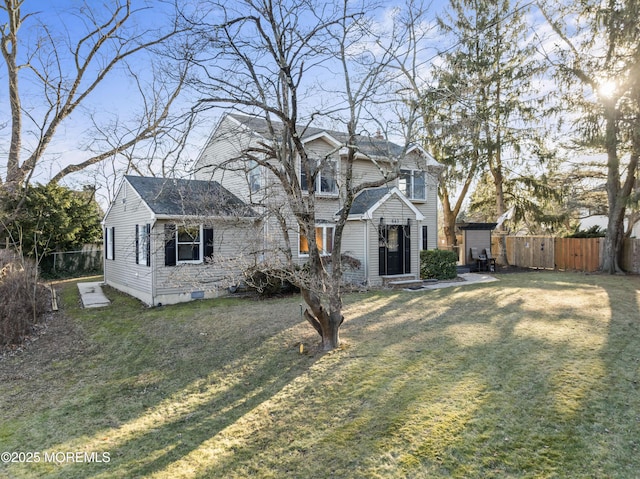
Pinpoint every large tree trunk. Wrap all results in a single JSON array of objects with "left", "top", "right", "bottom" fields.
[
  {"left": 439, "top": 166, "right": 478, "bottom": 254},
  {"left": 602, "top": 173, "right": 635, "bottom": 273},
  {"left": 441, "top": 206, "right": 458, "bottom": 249},
  {"left": 492, "top": 154, "right": 509, "bottom": 265},
  {"left": 601, "top": 101, "right": 639, "bottom": 273},
  {"left": 301, "top": 288, "right": 343, "bottom": 351}
]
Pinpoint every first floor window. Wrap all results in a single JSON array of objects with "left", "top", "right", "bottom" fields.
[
  {"left": 177, "top": 226, "right": 202, "bottom": 263},
  {"left": 136, "top": 224, "right": 151, "bottom": 266},
  {"left": 105, "top": 226, "right": 114, "bottom": 260},
  {"left": 399, "top": 169, "right": 426, "bottom": 200},
  {"left": 299, "top": 224, "right": 334, "bottom": 256},
  {"left": 164, "top": 224, "right": 214, "bottom": 266}
]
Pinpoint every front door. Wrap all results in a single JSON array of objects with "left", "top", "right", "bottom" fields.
[{"left": 379, "top": 225, "right": 411, "bottom": 275}]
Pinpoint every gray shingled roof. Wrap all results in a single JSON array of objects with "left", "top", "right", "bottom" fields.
[
  {"left": 335, "top": 187, "right": 392, "bottom": 217},
  {"left": 228, "top": 113, "right": 408, "bottom": 158},
  {"left": 125, "top": 175, "right": 256, "bottom": 218},
  {"left": 456, "top": 222, "right": 498, "bottom": 231}
]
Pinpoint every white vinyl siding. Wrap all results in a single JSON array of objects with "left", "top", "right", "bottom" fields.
[
  {"left": 340, "top": 221, "right": 366, "bottom": 284},
  {"left": 153, "top": 219, "right": 261, "bottom": 303},
  {"left": 103, "top": 181, "right": 154, "bottom": 303},
  {"left": 191, "top": 115, "right": 441, "bottom": 286},
  {"left": 193, "top": 117, "right": 266, "bottom": 204}
]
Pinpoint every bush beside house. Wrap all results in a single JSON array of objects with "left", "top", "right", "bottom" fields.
[
  {"left": 420, "top": 249, "right": 458, "bottom": 280},
  {"left": 0, "top": 251, "right": 49, "bottom": 348}
]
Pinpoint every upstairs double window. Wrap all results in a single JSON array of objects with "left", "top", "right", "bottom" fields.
[
  {"left": 300, "top": 157, "right": 338, "bottom": 195},
  {"left": 399, "top": 169, "right": 426, "bottom": 200}
]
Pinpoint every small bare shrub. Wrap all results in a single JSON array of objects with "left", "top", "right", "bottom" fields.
[
  {"left": 243, "top": 266, "right": 300, "bottom": 297},
  {"left": 0, "top": 250, "right": 49, "bottom": 347}
]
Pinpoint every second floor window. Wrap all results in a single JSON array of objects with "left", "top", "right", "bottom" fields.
[
  {"left": 301, "top": 158, "right": 337, "bottom": 194},
  {"left": 248, "top": 160, "right": 261, "bottom": 192},
  {"left": 399, "top": 169, "right": 426, "bottom": 200}
]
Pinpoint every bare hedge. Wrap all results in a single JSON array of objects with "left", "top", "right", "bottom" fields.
[{"left": 0, "top": 250, "right": 49, "bottom": 347}]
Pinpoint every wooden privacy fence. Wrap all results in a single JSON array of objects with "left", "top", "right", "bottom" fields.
[
  {"left": 555, "top": 237, "right": 601, "bottom": 272},
  {"left": 621, "top": 238, "right": 640, "bottom": 273},
  {"left": 504, "top": 236, "right": 555, "bottom": 269},
  {"left": 492, "top": 236, "right": 602, "bottom": 272}
]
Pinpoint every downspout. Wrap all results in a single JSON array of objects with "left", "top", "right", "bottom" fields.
[
  {"left": 435, "top": 191, "right": 439, "bottom": 250},
  {"left": 363, "top": 218, "right": 369, "bottom": 285},
  {"left": 100, "top": 218, "right": 106, "bottom": 285},
  {"left": 150, "top": 213, "right": 157, "bottom": 306}
]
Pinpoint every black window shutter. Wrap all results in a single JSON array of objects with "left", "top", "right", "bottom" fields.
[
  {"left": 422, "top": 225, "right": 428, "bottom": 251},
  {"left": 203, "top": 227, "right": 214, "bottom": 260},
  {"left": 404, "top": 225, "right": 411, "bottom": 274},
  {"left": 146, "top": 224, "right": 151, "bottom": 267},
  {"left": 164, "top": 224, "right": 176, "bottom": 266},
  {"left": 378, "top": 225, "right": 386, "bottom": 276},
  {"left": 135, "top": 224, "right": 140, "bottom": 264}
]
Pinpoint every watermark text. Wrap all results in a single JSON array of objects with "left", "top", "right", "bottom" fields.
[{"left": 1, "top": 451, "right": 110, "bottom": 464}]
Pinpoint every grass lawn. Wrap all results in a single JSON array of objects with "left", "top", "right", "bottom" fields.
[{"left": 1, "top": 271, "right": 639, "bottom": 478}]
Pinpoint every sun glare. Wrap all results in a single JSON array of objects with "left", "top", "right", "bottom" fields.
[{"left": 598, "top": 78, "right": 617, "bottom": 98}]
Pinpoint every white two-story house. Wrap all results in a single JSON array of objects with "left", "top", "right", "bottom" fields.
[
  {"left": 193, "top": 113, "right": 443, "bottom": 286},
  {"left": 102, "top": 112, "right": 442, "bottom": 305}
]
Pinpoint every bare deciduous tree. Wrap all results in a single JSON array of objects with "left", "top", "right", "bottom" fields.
[
  {"left": 0, "top": 0, "right": 190, "bottom": 197},
  {"left": 185, "top": 0, "right": 426, "bottom": 350}
]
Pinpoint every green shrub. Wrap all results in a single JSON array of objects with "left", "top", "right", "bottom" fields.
[
  {"left": 420, "top": 249, "right": 458, "bottom": 280},
  {"left": 566, "top": 225, "right": 606, "bottom": 238}
]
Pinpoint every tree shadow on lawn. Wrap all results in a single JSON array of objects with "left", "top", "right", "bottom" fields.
[
  {"left": 204, "top": 271, "right": 639, "bottom": 478},
  {"left": 409, "top": 272, "right": 638, "bottom": 477},
  {"left": 0, "top": 289, "right": 323, "bottom": 479},
  {"left": 6, "top": 272, "right": 638, "bottom": 478},
  {"left": 572, "top": 273, "right": 640, "bottom": 477},
  {"left": 118, "top": 272, "right": 637, "bottom": 479}
]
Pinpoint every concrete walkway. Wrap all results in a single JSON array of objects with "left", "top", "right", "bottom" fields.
[
  {"left": 405, "top": 272, "right": 499, "bottom": 292},
  {"left": 77, "top": 282, "right": 111, "bottom": 308}
]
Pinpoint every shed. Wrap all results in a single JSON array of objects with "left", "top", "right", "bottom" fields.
[{"left": 457, "top": 222, "right": 497, "bottom": 269}]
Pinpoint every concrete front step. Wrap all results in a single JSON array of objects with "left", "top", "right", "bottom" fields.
[
  {"left": 381, "top": 274, "right": 423, "bottom": 289},
  {"left": 381, "top": 274, "right": 415, "bottom": 285},
  {"left": 387, "top": 279, "right": 425, "bottom": 289}
]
